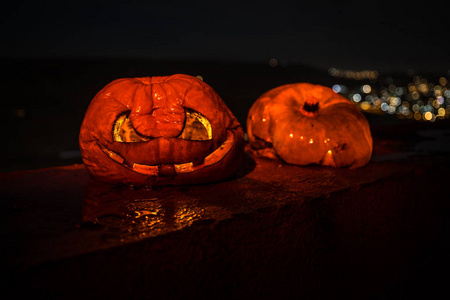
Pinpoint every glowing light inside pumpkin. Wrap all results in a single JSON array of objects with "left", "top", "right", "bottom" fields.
[
  {"left": 178, "top": 110, "right": 212, "bottom": 141},
  {"left": 100, "top": 130, "right": 236, "bottom": 176},
  {"left": 174, "top": 130, "right": 235, "bottom": 174},
  {"left": 80, "top": 74, "right": 245, "bottom": 187},
  {"left": 113, "top": 109, "right": 212, "bottom": 142},
  {"left": 113, "top": 114, "right": 148, "bottom": 143},
  {"left": 321, "top": 149, "right": 335, "bottom": 167}
]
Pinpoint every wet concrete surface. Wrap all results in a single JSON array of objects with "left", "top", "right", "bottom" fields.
[
  {"left": 1, "top": 114, "right": 450, "bottom": 299},
  {"left": 2, "top": 59, "right": 450, "bottom": 298}
]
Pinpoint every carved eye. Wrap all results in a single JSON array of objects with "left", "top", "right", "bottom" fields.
[
  {"left": 113, "top": 113, "right": 148, "bottom": 143},
  {"left": 113, "top": 108, "right": 212, "bottom": 143},
  {"left": 177, "top": 109, "right": 212, "bottom": 141}
]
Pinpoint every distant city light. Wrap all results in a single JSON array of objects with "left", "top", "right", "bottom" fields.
[
  {"left": 330, "top": 68, "right": 450, "bottom": 122},
  {"left": 328, "top": 67, "right": 379, "bottom": 80},
  {"left": 352, "top": 93, "right": 362, "bottom": 102},
  {"left": 362, "top": 84, "right": 371, "bottom": 93},
  {"left": 332, "top": 84, "right": 341, "bottom": 93},
  {"left": 269, "top": 58, "right": 278, "bottom": 67}
]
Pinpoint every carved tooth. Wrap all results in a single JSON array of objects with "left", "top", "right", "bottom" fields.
[
  {"left": 132, "top": 163, "right": 159, "bottom": 176},
  {"left": 203, "top": 130, "right": 234, "bottom": 167},
  {"left": 174, "top": 162, "right": 194, "bottom": 174},
  {"left": 174, "top": 130, "right": 235, "bottom": 174},
  {"left": 99, "top": 130, "right": 234, "bottom": 176},
  {"left": 99, "top": 144, "right": 125, "bottom": 164}
]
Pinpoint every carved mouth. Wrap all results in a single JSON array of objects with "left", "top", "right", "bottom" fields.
[
  {"left": 99, "top": 130, "right": 235, "bottom": 176},
  {"left": 113, "top": 108, "right": 212, "bottom": 143}
]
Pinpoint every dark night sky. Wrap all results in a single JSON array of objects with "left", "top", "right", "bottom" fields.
[{"left": 1, "top": 0, "right": 449, "bottom": 73}]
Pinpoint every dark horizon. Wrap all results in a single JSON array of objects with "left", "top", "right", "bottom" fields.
[{"left": 2, "top": 1, "right": 449, "bottom": 74}]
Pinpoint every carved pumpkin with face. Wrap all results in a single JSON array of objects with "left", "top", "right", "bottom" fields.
[
  {"left": 79, "top": 74, "right": 245, "bottom": 186},
  {"left": 247, "top": 83, "right": 372, "bottom": 168}
]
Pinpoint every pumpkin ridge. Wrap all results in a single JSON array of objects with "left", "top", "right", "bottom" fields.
[
  {"left": 247, "top": 82, "right": 372, "bottom": 168},
  {"left": 80, "top": 74, "right": 245, "bottom": 186}
]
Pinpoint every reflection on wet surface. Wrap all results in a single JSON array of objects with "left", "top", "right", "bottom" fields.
[
  {"left": 82, "top": 127, "right": 436, "bottom": 243},
  {"left": 79, "top": 123, "right": 447, "bottom": 245},
  {"left": 79, "top": 146, "right": 380, "bottom": 244},
  {"left": 82, "top": 180, "right": 230, "bottom": 242},
  {"left": 2, "top": 135, "right": 446, "bottom": 270}
]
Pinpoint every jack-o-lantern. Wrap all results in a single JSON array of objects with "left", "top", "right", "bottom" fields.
[
  {"left": 79, "top": 74, "right": 245, "bottom": 186},
  {"left": 247, "top": 83, "right": 372, "bottom": 168}
]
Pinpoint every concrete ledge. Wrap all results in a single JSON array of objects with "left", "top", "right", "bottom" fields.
[{"left": 2, "top": 119, "right": 450, "bottom": 299}]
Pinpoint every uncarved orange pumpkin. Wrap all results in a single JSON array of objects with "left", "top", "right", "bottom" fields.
[
  {"left": 247, "top": 83, "right": 372, "bottom": 168},
  {"left": 79, "top": 74, "right": 245, "bottom": 186}
]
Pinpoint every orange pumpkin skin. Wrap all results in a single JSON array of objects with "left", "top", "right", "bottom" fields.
[
  {"left": 247, "top": 83, "right": 372, "bottom": 168},
  {"left": 79, "top": 74, "right": 244, "bottom": 186}
]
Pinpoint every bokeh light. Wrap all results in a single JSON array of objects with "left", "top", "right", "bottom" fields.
[{"left": 329, "top": 67, "right": 450, "bottom": 122}]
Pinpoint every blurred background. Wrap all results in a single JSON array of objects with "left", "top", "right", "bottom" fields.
[{"left": 1, "top": 0, "right": 449, "bottom": 171}]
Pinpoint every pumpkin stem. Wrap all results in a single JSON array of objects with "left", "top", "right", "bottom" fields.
[{"left": 301, "top": 101, "right": 319, "bottom": 116}]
